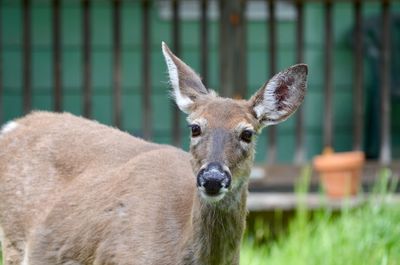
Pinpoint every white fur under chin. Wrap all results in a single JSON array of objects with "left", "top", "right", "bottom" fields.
[
  {"left": 161, "top": 42, "right": 193, "bottom": 113},
  {"left": 198, "top": 188, "right": 228, "bottom": 203},
  {"left": 0, "top": 121, "right": 18, "bottom": 135}
]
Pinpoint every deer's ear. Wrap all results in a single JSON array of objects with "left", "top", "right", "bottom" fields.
[
  {"left": 249, "top": 64, "right": 307, "bottom": 127},
  {"left": 162, "top": 42, "right": 209, "bottom": 114}
]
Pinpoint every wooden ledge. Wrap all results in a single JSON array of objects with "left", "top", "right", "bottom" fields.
[{"left": 247, "top": 192, "right": 400, "bottom": 211}]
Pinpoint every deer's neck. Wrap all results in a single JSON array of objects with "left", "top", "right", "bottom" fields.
[{"left": 181, "top": 185, "right": 248, "bottom": 265}]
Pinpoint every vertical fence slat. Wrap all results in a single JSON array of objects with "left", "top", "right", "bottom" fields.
[
  {"left": 0, "top": 0, "right": 3, "bottom": 123},
  {"left": 172, "top": 0, "right": 181, "bottom": 146},
  {"left": 82, "top": 0, "right": 91, "bottom": 118},
  {"left": 323, "top": 1, "right": 333, "bottom": 149},
  {"left": 219, "top": 0, "right": 232, "bottom": 97},
  {"left": 142, "top": 0, "right": 152, "bottom": 140},
  {"left": 380, "top": 0, "right": 391, "bottom": 164},
  {"left": 200, "top": 0, "right": 208, "bottom": 87},
  {"left": 22, "top": 0, "right": 31, "bottom": 114},
  {"left": 294, "top": 0, "right": 305, "bottom": 164},
  {"left": 353, "top": 0, "right": 363, "bottom": 151},
  {"left": 219, "top": 0, "right": 246, "bottom": 98},
  {"left": 267, "top": 0, "right": 277, "bottom": 164},
  {"left": 53, "top": 0, "right": 62, "bottom": 112},
  {"left": 235, "top": 0, "right": 246, "bottom": 98},
  {"left": 113, "top": 0, "right": 122, "bottom": 128}
]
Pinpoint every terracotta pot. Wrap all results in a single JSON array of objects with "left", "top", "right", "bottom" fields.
[{"left": 313, "top": 151, "right": 365, "bottom": 198}]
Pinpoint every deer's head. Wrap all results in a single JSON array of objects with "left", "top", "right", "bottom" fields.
[{"left": 162, "top": 42, "right": 307, "bottom": 203}]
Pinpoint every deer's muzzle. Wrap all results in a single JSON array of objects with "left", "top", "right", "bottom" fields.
[{"left": 196, "top": 162, "right": 231, "bottom": 198}]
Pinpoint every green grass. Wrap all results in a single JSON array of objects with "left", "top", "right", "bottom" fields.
[{"left": 240, "top": 169, "right": 400, "bottom": 265}]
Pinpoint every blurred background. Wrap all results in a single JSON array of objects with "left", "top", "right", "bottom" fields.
[{"left": 1, "top": 0, "right": 399, "bottom": 164}]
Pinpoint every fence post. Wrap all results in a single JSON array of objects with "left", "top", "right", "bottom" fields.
[
  {"left": 267, "top": 0, "right": 277, "bottom": 164},
  {"left": 22, "top": 0, "right": 32, "bottom": 114},
  {"left": 171, "top": 0, "right": 181, "bottom": 147},
  {"left": 142, "top": 0, "right": 152, "bottom": 140},
  {"left": 323, "top": 0, "right": 333, "bottom": 149},
  {"left": 294, "top": 0, "right": 305, "bottom": 164},
  {"left": 379, "top": 0, "right": 391, "bottom": 165},
  {"left": 353, "top": 0, "right": 364, "bottom": 151},
  {"left": 53, "top": 0, "right": 62, "bottom": 112},
  {"left": 82, "top": 0, "right": 92, "bottom": 118},
  {"left": 219, "top": 0, "right": 246, "bottom": 98},
  {"left": 113, "top": 0, "right": 122, "bottom": 128},
  {"left": 200, "top": 0, "right": 209, "bottom": 87},
  {"left": 0, "top": 0, "right": 3, "bottom": 123}
]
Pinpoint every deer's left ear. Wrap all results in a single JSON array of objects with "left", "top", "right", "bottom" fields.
[{"left": 249, "top": 64, "right": 308, "bottom": 127}]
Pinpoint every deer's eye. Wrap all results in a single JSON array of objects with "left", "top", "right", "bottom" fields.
[
  {"left": 190, "top": 124, "right": 202, "bottom": 137},
  {"left": 240, "top": 130, "right": 253, "bottom": 143}
]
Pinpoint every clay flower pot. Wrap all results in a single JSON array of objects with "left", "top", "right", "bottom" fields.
[{"left": 313, "top": 150, "right": 365, "bottom": 198}]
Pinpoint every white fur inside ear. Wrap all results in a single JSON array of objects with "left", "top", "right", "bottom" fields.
[
  {"left": 162, "top": 44, "right": 193, "bottom": 113},
  {"left": 253, "top": 79, "right": 281, "bottom": 123},
  {"left": 253, "top": 71, "right": 305, "bottom": 126}
]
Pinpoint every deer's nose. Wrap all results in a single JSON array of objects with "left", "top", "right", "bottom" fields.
[{"left": 197, "top": 162, "right": 231, "bottom": 196}]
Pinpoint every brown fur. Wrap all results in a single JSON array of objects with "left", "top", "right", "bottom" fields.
[
  {"left": 0, "top": 111, "right": 246, "bottom": 265},
  {"left": 0, "top": 43, "right": 307, "bottom": 265}
]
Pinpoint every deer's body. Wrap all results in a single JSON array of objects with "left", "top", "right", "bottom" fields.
[
  {"left": 0, "top": 43, "right": 307, "bottom": 265},
  {"left": 0, "top": 112, "right": 194, "bottom": 264},
  {"left": 0, "top": 112, "right": 246, "bottom": 265}
]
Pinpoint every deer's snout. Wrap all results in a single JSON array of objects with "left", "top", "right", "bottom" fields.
[{"left": 197, "top": 162, "right": 231, "bottom": 198}]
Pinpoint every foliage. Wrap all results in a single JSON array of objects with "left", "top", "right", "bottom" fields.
[{"left": 241, "top": 168, "right": 400, "bottom": 265}]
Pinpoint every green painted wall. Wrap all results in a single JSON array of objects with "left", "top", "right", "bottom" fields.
[{"left": 1, "top": 0, "right": 400, "bottom": 162}]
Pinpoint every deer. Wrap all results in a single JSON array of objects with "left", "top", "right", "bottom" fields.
[{"left": 0, "top": 42, "right": 307, "bottom": 265}]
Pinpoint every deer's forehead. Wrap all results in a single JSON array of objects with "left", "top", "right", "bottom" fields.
[{"left": 190, "top": 99, "right": 256, "bottom": 129}]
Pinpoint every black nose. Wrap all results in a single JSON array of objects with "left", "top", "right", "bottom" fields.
[{"left": 197, "top": 162, "right": 231, "bottom": 196}]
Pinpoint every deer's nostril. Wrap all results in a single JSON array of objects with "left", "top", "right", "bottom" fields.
[
  {"left": 203, "top": 178, "right": 223, "bottom": 196},
  {"left": 196, "top": 163, "right": 231, "bottom": 196}
]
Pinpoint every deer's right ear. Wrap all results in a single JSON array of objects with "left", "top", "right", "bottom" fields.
[{"left": 162, "top": 42, "right": 209, "bottom": 114}]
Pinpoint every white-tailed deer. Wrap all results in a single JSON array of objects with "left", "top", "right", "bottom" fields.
[{"left": 0, "top": 42, "right": 307, "bottom": 265}]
